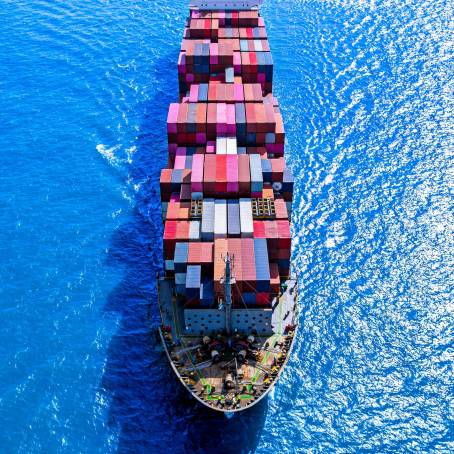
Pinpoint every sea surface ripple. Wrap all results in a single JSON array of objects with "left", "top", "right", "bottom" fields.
[{"left": 0, "top": 0, "right": 452, "bottom": 453}]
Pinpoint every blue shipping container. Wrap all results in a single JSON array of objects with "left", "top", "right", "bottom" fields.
[
  {"left": 174, "top": 242, "right": 188, "bottom": 273},
  {"left": 254, "top": 238, "right": 270, "bottom": 292}
]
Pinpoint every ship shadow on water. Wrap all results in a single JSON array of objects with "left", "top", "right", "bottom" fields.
[{"left": 101, "top": 52, "right": 268, "bottom": 454}]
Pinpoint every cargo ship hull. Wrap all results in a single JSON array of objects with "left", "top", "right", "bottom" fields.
[{"left": 157, "top": 3, "right": 298, "bottom": 412}]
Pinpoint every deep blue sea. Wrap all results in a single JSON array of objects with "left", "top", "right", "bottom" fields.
[{"left": 1, "top": 0, "right": 452, "bottom": 452}]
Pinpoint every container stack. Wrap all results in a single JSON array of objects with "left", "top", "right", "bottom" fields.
[{"left": 160, "top": 7, "right": 294, "bottom": 307}]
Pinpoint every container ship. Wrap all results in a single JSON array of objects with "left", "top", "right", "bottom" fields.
[{"left": 157, "top": 0, "right": 298, "bottom": 413}]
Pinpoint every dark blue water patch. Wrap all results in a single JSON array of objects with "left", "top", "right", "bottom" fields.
[{"left": 0, "top": 0, "right": 452, "bottom": 452}]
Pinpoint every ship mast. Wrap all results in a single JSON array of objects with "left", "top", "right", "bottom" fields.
[{"left": 224, "top": 254, "right": 232, "bottom": 336}]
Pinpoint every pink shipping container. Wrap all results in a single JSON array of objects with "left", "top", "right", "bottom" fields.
[
  {"left": 210, "top": 43, "right": 218, "bottom": 64},
  {"left": 167, "top": 103, "right": 179, "bottom": 133},
  {"left": 233, "top": 52, "right": 242, "bottom": 75},
  {"left": 189, "top": 85, "right": 199, "bottom": 102},
  {"left": 274, "top": 198, "right": 288, "bottom": 219},
  {"left": 191, "top": 154, "right": 204, "bottom": 192},
  {"left": 277, "top": 220, "right": 291, "bottom": 249},
  {"left": 241, "top": 238, "right": 256, "bottom": 291},
  {"left": 234, "top": 84, "right": 244, "bottom": 102},
  {"left": 174, "top": 154, "right": 186, "bottom": 169},
  {"left": 216, "top": 103, "right": 227, "bottom": 134},
  {"left": 226, "top": 104, "right": 236, "bottom": 135},
  {"left": 226, "top": 155, "right": 239, "bottom": 193}
]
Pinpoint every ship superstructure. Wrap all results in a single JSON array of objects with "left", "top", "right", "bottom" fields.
[{"left": 157, "top": 0, "right": 298, "bottom": 412}]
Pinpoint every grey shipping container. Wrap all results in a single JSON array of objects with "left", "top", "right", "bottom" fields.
[
  {"left": 201, "top": 198, "right": 215, "bottom": 240},
  {"left": 189, "top": 220, "right": 200, "bottom": 241},
  {"left": 227, "top": 200, "right": 241, "bottom": 237}
]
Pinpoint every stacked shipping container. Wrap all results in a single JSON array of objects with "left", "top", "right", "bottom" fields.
[{"left": 160, "top": 8, "right": 293, "bottom": 307}]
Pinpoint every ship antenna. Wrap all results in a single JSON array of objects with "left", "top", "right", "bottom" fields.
[{"left": 224, "top": 253, "right": 233, "bottom": 336}]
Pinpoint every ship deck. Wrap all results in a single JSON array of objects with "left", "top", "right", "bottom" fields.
[{"left": 158, "top": 277, "right": 298, "bottom": 411}]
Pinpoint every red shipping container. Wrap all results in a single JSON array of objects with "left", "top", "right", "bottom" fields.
[
  {"left": 277, "top": 249, "right": 291, "bottom": 260},
  {"left": 164, "top": 220, "right": 177, "bottom": 240},
  {"left": 256, "top": 293, "right": 270, "bottom": 306},
  {"left": 249, "top": 51, "right": 258, "bottom": 72},
  {"left": 253, "top": 220, "right": 266, "bottom": 238},
  {"left": 231, "top": 11, "right": 239, "bottom": 27},
  {"left": 163, "top": 220, "right": 177, "bottom": 260},
  {"left": 215, "top": 155, "right": 227, "bottom": 192}
]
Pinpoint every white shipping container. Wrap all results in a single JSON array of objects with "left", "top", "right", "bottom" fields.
[
  {"left": 216, "top": 137, "right": 227, "bottom": 154},
  {"left": 239, "top": 198, "right": 253, "bottom": 237},
  {"left": 249, "top": 154, "right": 263, "bottom": 183},
  {"left": 214, "top": 199, "right": 227, "bottom": 238},
  {"left": 201, "top": 199, "right": 215, "bottom": 240},
  {"left": 226, "top": 137, "right": 237, "bottom": 155},
  {"left": 189, "top": 220, "right": 200, "bottom": 240}
]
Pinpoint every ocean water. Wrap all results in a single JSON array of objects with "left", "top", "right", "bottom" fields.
[{"left": 0, "top": 0, "right": 452, "bottom": 452}]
